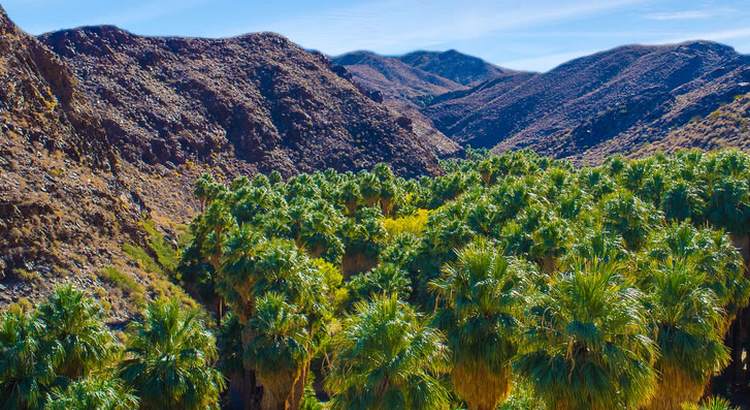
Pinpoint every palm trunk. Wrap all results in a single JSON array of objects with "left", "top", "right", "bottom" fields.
[
  {"left": 228, "top": 368, "right": 262, "bottom": 410},
  {"left": 451, "top": 363, "right": 511, "bottom": 410},
  {"left": 723, "top": 233, "right": 750, "bottom": 392},
  {"left": 258, "top": 363, "right": 309, "bottom": 410},
  {"left": 642, "top": 363, "right": 704, "bottom": 410}
]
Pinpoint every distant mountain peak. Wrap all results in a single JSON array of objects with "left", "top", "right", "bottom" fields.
[{"left": 397, "top": 49, "right": 514, "bottom": 86}]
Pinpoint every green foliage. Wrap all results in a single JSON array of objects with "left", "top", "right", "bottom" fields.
[
  {"left": 100, "top": 266, "right": 146, "bottom": 306},
  {"left": 44, "top": 376, "right": 138, "bottom": 410},
  {"left": 383, "top": 208, "right": 429, "bottom": 237},
  {"left": 0, "top": 309, "right": 56, "bottom": 410},
  {"left": 140, "top": 219, "right": 180, "bottom": 274},
  {"left": 8, "top": 150, "right": 750, "bottom": 408},
  {"left": 245, "top": 292, "right": 311, "bottom": 379},
  {"left": 683, "top": 397, "right": 739, "bottom": 410},
  {"left": 347, "top": 263, "right": 412, "bottom": 303},
  {"left": 497, "top": 382, "right": 545, "bottom": 410},
  {"left": 120, "top": 298, "right": 225, "bottom": 410},
  {"left": 431, "top": 238, "right": 533, "bottom": 410},
  {"left": 123, "top": 243, "right": 164, "bottom": 276},
  {"left": 326, "top": 295, "right": 450, "bottom": 410},
  {"left": 0, "top": 286, "right": 223, "bottom": 410},
  {"left": 1, "top": 286, "right": 117, "bottom": 410},
  {"left": 36, "top": 286, "right": 118, "bottom": 380},
  {"left": 514, "top": 259, "right": 657, "bottom": 409},
  {"left": 169, "top": 150, "right": 750, "bottom": 409}
]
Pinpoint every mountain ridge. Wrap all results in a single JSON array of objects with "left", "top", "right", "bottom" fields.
[
  {"left": 40, "top": 24, "right": 440, "bottom": 176},
  {"left": 335, "top": 41, "right": 750, "bottom": 162}
]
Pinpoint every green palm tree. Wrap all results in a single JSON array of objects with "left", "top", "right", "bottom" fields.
[
  {"left": 325, "top": 295, "right": 450, "bottom": 410},
  {"left": 244, "top": 293, "right": 312, "bottom": 410},
  {"left": 119, "top": 298, "right": 225, "bottom": 410},
  {"left": 347, "top": 263, "right": 412, "bottom": 305},
  {"left": 0, "top": 309, "right": 57, "bottom": 410},
  {"left": 36, "top": 286, "right": 117, "bottom": 380},
  {"left": 289, "top": 200, "right": 344, "bottom": 262},
  {"left": 430, "top": 239, "right": 531, "bottom": 410},
  {"left": 514, "top": 258, "right": 657, "bottom": 410},
  {"left": 642, "top": 223, "right": 750, "bottom": 327},
  {"left": 193, "top": 173, "right": 226, "bottom": 212},
  {"left": 640, "top": 258, "right": 729, "bottom": 410},
  {"left": 373, "top": 163, "right": 398, "bottom": 216},
  {"left": 661, "top": 180, "right": 705, "bottom": 222},
  {"left": 221, "top": 236, "right": 328, "bottom": 322},
  {"left": 220, "top": 237, "right": 332, "bottom": 408},
  {"left": 338, "top": 179, "right": 362, "bottom": 215},
  {"left": 340, "top": 207, "right": 386, "bottom": 276},
  {"left": 477, "top": 157, "right": 498, "bottom": 186},
  {"left": 600, "top": 190, "right": 658, "bottom": 251},
  {"left": 704, "top": 176, "right": 750, "bottom": 261},
  {"left": 44, "top": 376, "right": 138, "bottom": 410},
  {"left": 359, "top": 173, "right": 382, "bottom": 208},
  {"left": 529, "top": 215, "right": 571, "bottom": 274},
  {"left": 683, "top": 397, "right": 739, "bottom": 410}
]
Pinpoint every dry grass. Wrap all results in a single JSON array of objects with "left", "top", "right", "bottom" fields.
[
  {"left": 99, "top": 266, "right": 146, "bottom": 307},
  {"left": 643, "top": 363, "right": 705, "bottom": 410},
  {"left": 451, "top": 361, "right": 511, "bottom": 410}
]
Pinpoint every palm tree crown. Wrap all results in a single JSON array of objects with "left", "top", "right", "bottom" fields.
[
  {"left": 326, "top": 295, "right": 449, "bottom": 410},
  {"left": 514, "top": 259, "right": 656, "bottom": 410},
  {"left": 430, "top": 238, "right": 532, "bottom": 410},
  {"left": 119, "top": 298, "right": 225, "bottom": 410}
]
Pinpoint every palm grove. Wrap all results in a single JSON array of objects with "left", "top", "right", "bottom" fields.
[{"left": 4, "top": 149, "right": 750, "bottom": 409}]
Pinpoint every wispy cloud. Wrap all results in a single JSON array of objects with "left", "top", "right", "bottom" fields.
[
  {"left": 644, "top": 10, "right": 715, "bottom": 21},
  {"left": 658, "top": 27, "right": 750, "bottom": 45},
  {"left": 226, "top": 0, "right": 646, "bottom": 55},
  {"left": 14, "top": 0, "right": 210, "bottom": 33},
  {"left": 499, "top": 49, "right": 599, "bottom": 72}
]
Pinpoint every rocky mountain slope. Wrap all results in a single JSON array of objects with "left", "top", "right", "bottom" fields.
[
  {"left": 331, "top": 51, "right": 463, "bottom": 156},
  {"left": 464, "top": 42, "right": 750, "bottom": 162},
  {"left": 0, "top": 7, "right": 441, "bottom": 315},
  {"left": 3, "top": 2, "right": 750, "bottom": 315},
  {"left": 338, "top": 43, "right": 750, "bottom": 162},
  {"left": 330, "top": 49, "right": 535, "bottom": 157},
  {"left": 333, "top": 51, "right": 465, "bottom": 101},
  {"left": 0, "top": 5, "right": 176, "bottom": 316},
  {"left": 40, "top": 26, "right": 440, "bottom": 177},
  {"left": 397, "top": 49, "right": 514, "bottom": 86},
  {"left": 637, "top": 91, "right": 750, "bottom": 155}
]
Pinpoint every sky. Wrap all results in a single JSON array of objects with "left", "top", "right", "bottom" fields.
[{"left": 3, "top": 0, "right": 749, "bottom": 72}]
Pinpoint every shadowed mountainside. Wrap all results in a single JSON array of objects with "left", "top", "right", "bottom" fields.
[
  {"left": 429, "top": 42, "right": 750, "bottom": 161},
  {"left": 41, "top": 26, "right": 440, "bottom": 176},
  {"left": 336, "top": 43, "right": 750, "bottom": 163}
]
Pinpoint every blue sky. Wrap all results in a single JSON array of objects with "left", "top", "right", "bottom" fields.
[{"left": 4, "top": 0, "right": 749, "bottom": 72}]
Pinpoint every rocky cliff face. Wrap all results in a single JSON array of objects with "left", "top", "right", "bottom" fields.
[
  {"left": 40, "top": 27, "right": 440, "bottom": 177},
  {"left": 1, "top": 6, "right": 147, "bottom": 315}
]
